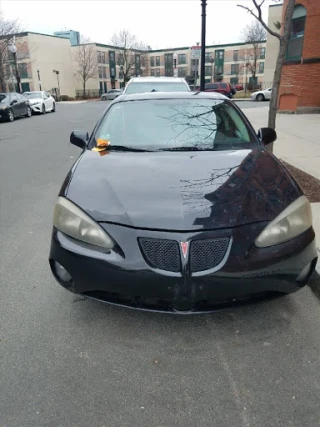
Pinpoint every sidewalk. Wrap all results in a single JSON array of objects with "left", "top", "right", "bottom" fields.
[{"left": 244, "top": 108, "right": 320, "bottom": 273}]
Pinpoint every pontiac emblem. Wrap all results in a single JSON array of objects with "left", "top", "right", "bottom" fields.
[{"left": 180, "top": 242, "right": 189, "bottom": 259}]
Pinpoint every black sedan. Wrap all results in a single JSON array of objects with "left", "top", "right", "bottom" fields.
[
  {"left": 49, "top": 92, "right": 318, "bottom": 313},
  {"left": 0, "top": 92, "right": 32, "bottom": 122}
]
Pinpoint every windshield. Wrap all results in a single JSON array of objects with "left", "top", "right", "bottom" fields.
[
  {"left": 93, "top": 99, "right": 256, "bottom": 152},
  {"left": 125, "top": 82, "right": 189, "bottom": 95},
  {"left": 24, "top": 92, "right": 42, "bottom": 99}
]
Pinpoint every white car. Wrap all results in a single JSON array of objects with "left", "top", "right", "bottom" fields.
[
  {"left": 101, "top": 89, "right": 123, "bottom": 100},
  {"left": 23, "top": 91, "right": 56, "bottom": 114},
  {"left": 251, "top": 88, "right": 272, "bottom": 102},
  {"left": 123, "top": 77, "right": 190, "bottom": 95}
]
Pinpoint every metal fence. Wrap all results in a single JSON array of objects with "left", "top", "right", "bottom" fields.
[{"left": 75, "top": 89, "right": 102, "bottom": 99}]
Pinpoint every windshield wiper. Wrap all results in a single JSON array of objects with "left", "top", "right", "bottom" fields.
[
  {"left": 101, "top": 145, "right": 153, "bottom": 152},
  {"left": 159, "top": 146, "right": 202, "bottom": 151}
]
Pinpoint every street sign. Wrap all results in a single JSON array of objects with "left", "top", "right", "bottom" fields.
[{"left": 191, "top": 46, "right": 201, "bottom": 59}]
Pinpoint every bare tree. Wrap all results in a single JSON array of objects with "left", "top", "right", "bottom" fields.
[
  {"left": 0, "top": 12, "right": 22, "bottom": 91},
  {"left": 110, "top": 29, "right": 148, "bottom": 82},
  {"left": 73, "top": 36, "right": 98, "bottom": 96},
  {"left": 238, "top": 0, "right": 296, "bottom": 129},
  {"left": 242, "top": 21, "right": 266, "bottom": 90}
]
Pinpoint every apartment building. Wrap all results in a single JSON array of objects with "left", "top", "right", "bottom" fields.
[
  {"left": 71, "top": 42, "right": 147, "bottom": 96},
  {"left": 148, "top": 41, "right": 267, "bottom": 88},
  {"left": 0, "top": 32, "right": 75, "bottom": 96},
  {"left": 1, "top": 31, "right": 268, "bottom": 98}
]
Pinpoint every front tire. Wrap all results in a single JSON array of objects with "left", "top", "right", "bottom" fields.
[
  {"left": 7, "top": 108, "right": 14, "bottom": 122},
  {"left": 42, "top": 104, "right": 46, "bottom": 114},
  {"left": 25, "top": 106, "right": 32, "bottom": 118},
  {"left": 256, "top": 94, "right": 265, "bottom": 102},
  {"left": 51, "top": 102, "right": 55, "bottom": 112}
]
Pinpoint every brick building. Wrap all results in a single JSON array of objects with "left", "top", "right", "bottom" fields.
[{"left": 279, "top": 0, "right": 320, "bottom": 113}]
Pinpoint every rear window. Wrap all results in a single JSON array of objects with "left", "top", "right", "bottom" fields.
[
  {"left": 206, "top": 84, "right": 218, "bottom": 89},
  {"left": 93, "top": 98, "right": 256, "bottom": 152},
  {"left": 220, "top": 83, "right": 228, "bottom": 89},
  {"left": 125, "top": 82, "right": 189, "bottom": 94}
]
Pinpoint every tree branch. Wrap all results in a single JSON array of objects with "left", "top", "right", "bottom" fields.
[{"left": 237, "top": 4, "right": 281, "bottom": 40}]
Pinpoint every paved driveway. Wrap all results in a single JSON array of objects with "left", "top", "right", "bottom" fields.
[{"left": 0, "top": 101, "right": 319, "bottom": 427}]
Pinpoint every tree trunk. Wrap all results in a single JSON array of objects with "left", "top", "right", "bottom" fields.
[
  {"left": 268, "top": 38, "right": 284, "bottom": 130},
  {"left": 268, "top": 0, "right": 296, "bottom": 130},
  {"left": 83, "top": 81, "right": 86, "bottom": 98}
]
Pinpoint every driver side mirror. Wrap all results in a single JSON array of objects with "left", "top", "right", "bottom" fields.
[
  {"left": 258, "top": 127, "right": 277, "bottom": 146},
  {"left": 70, "top": 130, "right": 89, "bottom": 149}
]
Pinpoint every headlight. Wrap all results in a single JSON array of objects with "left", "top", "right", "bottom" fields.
[
  {"left": 53, "top": 197, "right": 114, "bottom": 249},
  {"left": 255, "top": 196, "right": 312, "bottom": 248},
  {"left": 1, "top": 106, "right": 7, "bottom": 110}
]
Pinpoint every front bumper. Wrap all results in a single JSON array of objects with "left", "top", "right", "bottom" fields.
[
  {"left": 30, "top": 103, "right": 43, "bottom": 113},
  {"left": 49, "top": 223, "right": 318, "bottom": 313}
]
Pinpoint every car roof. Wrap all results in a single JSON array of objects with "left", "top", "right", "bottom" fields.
[
  {"left": 113, "top": 91, "right": 228, "bottom": 102},
  {"left": 127, "top": 77, "right": 187, "bottom": 83}
]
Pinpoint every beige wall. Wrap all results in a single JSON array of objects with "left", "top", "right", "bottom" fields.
[
  {"left": 264, "top": 4, "right": 282, "bottom": 87},
  {"left": 27, "top": 33, "right": 75, "bottom": 96}
]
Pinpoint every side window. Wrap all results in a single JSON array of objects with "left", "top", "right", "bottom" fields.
[
  {"left": 45, "top": 92, "right": 50, "bottom": 98},
  {"left": 286, "top": 5, "right": 306, "bottom": 60}
]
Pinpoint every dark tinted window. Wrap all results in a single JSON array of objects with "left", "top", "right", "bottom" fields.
[
  {"left": 220, "top": 83, "right": 228, "bottom": 89},
  {"left": 94, "top": 99, "right": 255, "bottom": 151},
  {"left": 206, "top": 84, "right": 218, "bottom": 89},
  {"left": 0, "top": 94, "right": 8, "bottom": 103}
]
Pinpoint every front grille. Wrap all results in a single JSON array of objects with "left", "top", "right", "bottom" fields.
[
  {"left": 190, "top": 237, "right": 230, "bottom": 273},
  {"left": 139, "top": 238, "right": 181, "bottom": 273}
]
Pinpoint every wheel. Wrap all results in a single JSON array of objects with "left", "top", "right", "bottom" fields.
[
  {"left": 7, "top": 108, "right": 14, "bottom": 122},
  {"left": 25, "top": 106, "right": 32, "bottom": 118},
  {"left": 102, "top": 96, "right": 106, "bottom": 101},
  {"left": 51, "top": 102, "right": 55, "bottom": 112},
  {"left": 42, "top": 104, "right": 46, "bottom": 114},
  {"left": 256, "top": 94, "right": 265, "bottom": 102}
]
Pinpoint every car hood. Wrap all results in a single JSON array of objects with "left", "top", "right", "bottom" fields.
[
  {"left": 28, "top": 98, "right": 43, "bottom": 104},
  {"left": 63, "top": 148, "right": 301, "bottom": 231}
]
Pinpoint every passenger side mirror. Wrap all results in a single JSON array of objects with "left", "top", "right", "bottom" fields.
[
  {"left": 258, "top": 127, "right": 277, "bottom": 146},
  {"left": 70, "top": 130, "right": 89, "bottom": 149},
  {"left": 11, "top": 100, "right": 17, "bottom": 105}
]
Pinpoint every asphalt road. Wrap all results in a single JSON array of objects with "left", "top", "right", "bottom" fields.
[{"left": 1, "top": 101, "right": 319, "bottom": 427}]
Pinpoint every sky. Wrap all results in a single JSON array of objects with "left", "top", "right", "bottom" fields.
[{"left": 1, "top": 0, "right": 274, "bottom": 49}]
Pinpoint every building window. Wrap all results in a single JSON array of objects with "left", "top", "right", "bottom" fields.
[
  {"left": 151, "top": 69, "right": 155, "bottom": 76},
  {"left": 218, "top": 51, "right": 224, "bottom": 59},
  {"left": 231, "top": 64, "right": 239, "bottom": 75},
  {"left": 258, "top": 62, "right": 264, "bottom": 73},
  {"left": 205, "top": 52, "right": 212, "bottom": 63},
  {"left": 178, "top": 54, "right": 186, "bottom": 64},
  {"left": 156, "top": 68, "right": 160, "bottom": 77},
  {"left": 150, "top": 57, "right": 154, "bottom": 67},
  {"left": 156, "top": 56, "right": 160, "bottom": 66},
  {"left": 178, "top": 67, "right": 187, "bottom": 77},
  {"left": 233, "top": 50, "right": 238, "bottom": 61},
  {"left": 18, "top": 63, "right": 28, "bottom": 78},
  {"left": 98, "top": 66, "right": 106, "bottom": 79},
  {"left": 259, "top": 48, "right": 266, "bottom": 59},
  {"left": 215, "top": 65, "right": 223, "bottom": 75},
  {"left": 100, "top": 52, "right": 106, "bottom": 64},
  {"left": 286, "top": 5, "right": 306, "bottom": 60},
  {"left": 205, "top": 66, "right": 212, "bottom": 76},
  {"left": 97, "top": 51, "right": 101, "bottom": 63},
  {"left": 230, "top": 77, "right": 238, "bottom": 85}
]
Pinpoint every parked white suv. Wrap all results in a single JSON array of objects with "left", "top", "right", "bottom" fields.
[
  {"left": 23, "top": 91, "right": 55, "bottom": 114},
  {"left": 123, "top": 77, "right": 190, "bottom": 95}
]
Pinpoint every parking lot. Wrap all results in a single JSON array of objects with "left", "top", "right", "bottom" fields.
[{"left": 1, "top": 100, "right": 320, "bottom": 427}]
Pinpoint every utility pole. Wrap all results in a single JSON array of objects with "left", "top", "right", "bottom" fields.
[{"left": 200, "top": 0, "right": 207, "bottom": 91}]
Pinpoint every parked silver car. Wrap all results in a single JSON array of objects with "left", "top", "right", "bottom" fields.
[
  {"left": 251, "top": 88, "right": 272, "bottom": 102},
  {"left": 101, "top": 89, "right": 123, "bottom": 101}
]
